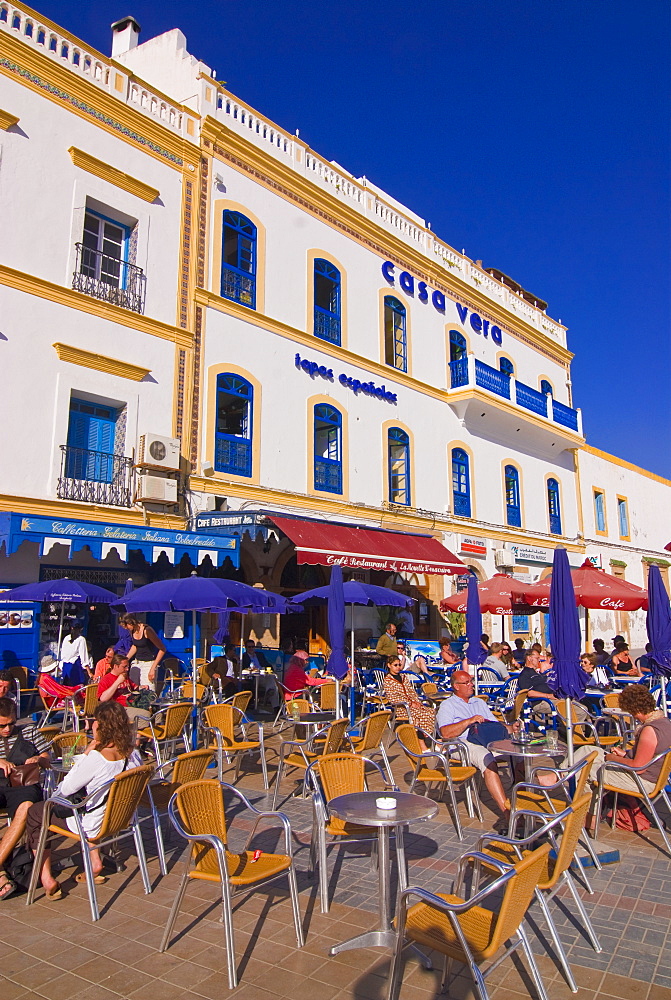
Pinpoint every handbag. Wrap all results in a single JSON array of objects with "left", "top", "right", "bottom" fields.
[
  {"left": 126, "top": 689, "right": 154, "bottom": 711},
  {"left": 9, "top": 762, "right": 42, "bottom": 787},
  {"left": 467, "top": 720, "right": 509, "bottom": 748}
]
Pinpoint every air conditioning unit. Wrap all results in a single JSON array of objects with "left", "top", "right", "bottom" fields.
[
  {"left": 494, "top": 547, "right": 516, "bottom": 569},
  {"left": 137, "top": 433, "right": 181, "bottom": 471},
  {"left": 135, "top": 475, "right": 178, "bottom": 504}
]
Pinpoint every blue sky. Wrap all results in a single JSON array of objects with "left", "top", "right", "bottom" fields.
[{"left": 40, "top": 0, "right": 671, "bottom": 476}]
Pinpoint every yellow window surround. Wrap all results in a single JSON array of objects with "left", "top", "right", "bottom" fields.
[
  {"left": 68, "top": 146, "right": 159, "bottom": 203},
  {"left": 53, "top": 342, "right": 151, "bottom": 381},
  {"left": 0, "top": 109, "right": 19, "bottom": 130}
]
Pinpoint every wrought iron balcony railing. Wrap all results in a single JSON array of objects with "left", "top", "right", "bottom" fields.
[
  {"left": 72, "top": 243, "right": 146, "bottom": 314},
  {"left": 58, "top": 445, "right": 134, "bottom": 507}
]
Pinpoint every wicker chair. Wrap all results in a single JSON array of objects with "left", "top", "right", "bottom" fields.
[
  {"left": 224, "top": 689, "right": 253, "bottom": 718},
  {"left": 49, "top": 731, "right": 89, "bottom": 754},
  {"left": 593, "top": 747, "right": 671, "bottom": 856},
  {"left": 202, "top": 703, "right": 269, "bottom": 789},
  {"left": 272, "top": 717, "right": 350, "bottom": 809},
  {"left": 179, "top": 680, "right": 208, "bottom": 704},
  {"left": 136, "top": 702, "right": 192, "bottom": 764},
  {"left": 307, "top": 751, "right": 399, "bottom": 913},
  {"left": 160, "top": 778, "right": 303, "bottom": 989},
  {"left": 272, "top": 679, "right": 310, "bottom": 728},
  {"left": 420, "top": 681, "right": 450, "bottom": 706},
  {"left": 139, "top": 748, "right": 214, "bottom": 874},
  {"left": 317, "top": 681, "right": 338, "bottom": 712},
  {"left": 347, "top": 710, "right": 394, "bottom": 784},
  {"left": 479, "top": 794, "right": 601, "bottom": 994},
  {"left": 554, "top": 702, "right": 620, "bottom": 749},
  {"left": 74, "top": 683, "right": 100, "bottom": 730},
  {"left": 395, "top": 723, "right": 481, "bottom": 839},
  {"left": 27, "top": 762, "right": 155, "bottom": 921},
  {"left": 386, "top": 840, "right": 553, "bottom": 1000}
]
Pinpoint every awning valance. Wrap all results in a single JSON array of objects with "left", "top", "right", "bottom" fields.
[
  {"left": 269, "top": 516, "right": 466, "bottom": 576},
  {"left": 0, "top": 513, "right": 239, "bottom": 569}
]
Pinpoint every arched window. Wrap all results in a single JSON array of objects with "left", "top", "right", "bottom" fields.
[
  {"left": 504, "top": 465, "right": 521, "bottom": 527},
  {"left": 384, "top": 296, "right": 407, "bottom": 371},
  {"left": 452, "top": 448, "right": 471, "bottom": 517},
  {"left": 221, "top": 211, "right": 256, "bottom": 308},
  {"left": 451, "top": 448, "right": 471, "bottom": 517},
  {"left": 314, "top": 404, "right": 342, "bottom": 494},
  {"left": 215, "top": 374, "right": 253, "bottom": 476},
  {"left": 540, "top": 379, "right": 553, "bottom": 396},
  {"left": 449, "top": 330, "right": 467, "bottom": 362},
  {"left": 314, "top": 259, "right": 341, "bottom": 345},
  {"left": 547, "top": 478, "right": 562, "bottom": 534},
  {"left": 388, "top": 428, "right": 410, "bottom": 505},
  {"left": 499, "top": 357, "right": 514, "bottom": 377}
]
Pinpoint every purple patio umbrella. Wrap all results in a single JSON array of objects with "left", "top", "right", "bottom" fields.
[
  {"left": 213, "top": 611, "right": 231, "bottom": 647},
  {"left": 114, "top": 578, "right": 135, "bottom": 655},
  {"left": 548, "top": 547, "right": 585, "bottom": 765},
  {"left": 325, "top": 566, "right": 348, "bottom": 720},
  {"left": 465, "top": 574, "right": 487, "bottom": 696},
  {"left": 646, "top": 564, "right": 671, "bottom": 716}
]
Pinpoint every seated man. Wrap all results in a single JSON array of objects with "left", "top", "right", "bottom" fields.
[
  {"left": 481, "top": 642, "right": 510, "bottom": 681},
  {"left": 436, "top": 671, "right": 519, "bottom": 828},
  {"left": 518, "top": 650, "right": 590, "bottom": 722},
  {"left": 97, "top": 655, "right": 151, "bottom": 725},
  {"left": 0, "top": 670, "right": 17, "bottom": 706},
  {"left": 0, "top": 696, "right": 50, "bottom": 899}
]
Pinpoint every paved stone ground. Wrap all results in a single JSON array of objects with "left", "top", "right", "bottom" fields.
[{"left": 2, "top": 720, "right": 671, "bottom": 1000}]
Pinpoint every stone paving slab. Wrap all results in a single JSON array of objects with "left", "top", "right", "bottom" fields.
[{"left": 2, "top": 727, "right": 671, "bottom": 998}]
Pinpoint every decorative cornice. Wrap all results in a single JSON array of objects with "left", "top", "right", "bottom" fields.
[
  {"left": 52, "top": 342, "right": 151, "bottom": 381},
  {"left": 0, "top": 263, "right": 193, "bottom": 349},
  {"left": 581, "top": 445, "right": 671, "bottom": 488},
  {"left": 201, "top": 118, "right": 573, "bottom": 367},
  {"left": 0, "top": 108, "right": 19, "bottom": 130},
  {"left": 68, "top": 146, "right": 159, "bottom": 203}
]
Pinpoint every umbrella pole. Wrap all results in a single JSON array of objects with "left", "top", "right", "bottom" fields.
[
  {"left": 473, "top": 661, "right": 479, "bottom": 699},
  {"left": 565, "top": 696, "right": 574, "bottom": 767},
  {"left": 350, "top": 603, "right": 356, "bottom": 727},
  {"left": 56, "top": 601, "right": 66, "bottom": 675},
  {"left": 501, "top": 614, "right": 505, "bottom": 643},
  {"left": 662, "top": 681, "right": 668, "bottom": 718},
  {"left": 191, "top": 610, "right": 198, "bottom": 749}
]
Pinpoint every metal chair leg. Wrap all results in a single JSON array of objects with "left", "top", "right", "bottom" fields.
[
  {"left": 160, "top": 870, "right": 189, "bottom": 951},
  {"left": 272, "top": 757, "right": 285, "bottom": 810},
  {"left": 395, "top": 826, "right": 408, "bottom": 891},
  {"left": 565, "top": 873, "right": 602, "bottom": 953},
  {"left": 221, "top": 880, "right": 238, "bottom": 990},
  {"left": 133, "top": 819, "right": 152, "bottom": 894},
  {"left": 386, "top": 901, "right": 407, "bottom": 1000},
  {"left": 644, "top": 793, "right": 671, "bottom": 857},
  {"left": 80, "top": 839, "right": 101, "bottom": 922},
  {"left": 288, "top": 863, "right": 305, "bottom": 946},
  {"left": 318, "top": 824, "right": 330, "bottom": 913},
  {"left": 150, "top": 804, "right": 168, "bottom": 877},
  {"left": 518, "top": 925, "right": 550, "bottom": 1000},
  {"left": 535, "top": 890, "right": 578, "bottom": 992},
  {"left": 26, "top": 808, "right": 52, "bottom": 906}
]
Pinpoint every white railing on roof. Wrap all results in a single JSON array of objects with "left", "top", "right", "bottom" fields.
[{"left": 0, "top": 2, "right": 189, "bottom": 137}]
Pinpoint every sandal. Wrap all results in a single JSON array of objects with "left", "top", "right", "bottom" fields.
[
  {"left": 0, "top": 870, "right": 19, "bottom": 902},
  {"left": 75, "top": 871, "right": 107, "bottom": 884},
  {"left": 46, "top": 882, "right": 63, "bottom": 900}
]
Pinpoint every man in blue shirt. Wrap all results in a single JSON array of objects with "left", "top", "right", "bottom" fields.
[{"left": 437, "top": 670, "right": 519, "bottom": 825}]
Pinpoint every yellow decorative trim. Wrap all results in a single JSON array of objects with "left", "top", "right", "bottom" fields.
[
  {"left": 52, "top": 343, "right": 151, "bottom": 381},
  {"left": 0, "top": 494, "right": 186, "bottom": 529},
  {"left": 582, "top": 444, "right": 671, "bottom": 488},
  {"left": 202, "top": 118, "right": 573, "bottom": 365},
  {"left": 616, "top": 494, "right": 630, "bottom": 541},
  {"left": 0, "top": 264, "right": 193, "bottom": 349},
  {"left": 68, "top": 146, "right": 159, "bottom": 203},
  {"left": 592, "top": 487, "right": 608, "bottom": 537},
  {"left": 0, "top": 109, "right": 19, "bottom": 130}
]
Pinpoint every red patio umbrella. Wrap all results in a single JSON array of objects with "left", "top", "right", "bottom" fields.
[
  {"left": 441, "top": 574, "right": 542, "bottom": 641},
  {"left": 520, "top": 560, "right": 648, "bottom": 612}
]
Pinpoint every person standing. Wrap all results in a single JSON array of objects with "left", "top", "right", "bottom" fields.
[
  {"left": 59, "top": 623, "right": 93, "bottom": 686},
  {"left": 119, "top": 615, "right": 166, "bottom": 690},
  {"left": 376, "top": 622, "right": 398, "bottom": 661}
]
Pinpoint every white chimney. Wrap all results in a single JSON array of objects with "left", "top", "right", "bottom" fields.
[{"left": 111, "top": 16, "right": 141, "bottom": 57}]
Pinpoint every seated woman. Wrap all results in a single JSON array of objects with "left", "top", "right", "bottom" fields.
[
  {"left": 611, "top": 642, "right": 641, "bottom": 676},
  {"left": 382, "top": 655, "right": 436, "bottom": 751},
  {"left": 25, "top": 701, "right": 141, "bottom": 899},
  {"left": 283, "top": 651, "right": 330, "bottom": 697}
]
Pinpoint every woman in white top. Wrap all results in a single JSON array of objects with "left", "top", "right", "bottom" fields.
[
  {"left": 59, "top": 624, "right": 93, "bottom": 686},
  {"left": 26, "top": 701, "right": 140, "bottom": 899}
]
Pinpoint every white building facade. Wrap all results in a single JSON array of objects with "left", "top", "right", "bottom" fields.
[{"left": 1, "top": 4, "right": 669, "bottom": 657}]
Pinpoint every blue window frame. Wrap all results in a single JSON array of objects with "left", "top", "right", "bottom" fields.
[
  {"left": 384, "top": 296, "right": 407, "bottom": 371},
  {"left": 314, "top": 404, "right": 342, "bottom": 494},
  {"left": 451, "top": 448, "right": 471, "bottom": 517},
  {"left": 215, "top": 374, "right": 253, "bottom": 477},
  {"left": 594, "top": 491, "right": 606, "bottom": 532},
  {"left": 449, "top": 330, "right": 467, "bottom": 362},
  {"left": 504, "top": 465, "right": 521, "bottom": 527},
  {"left": 499, "top": 356, "right": 514, "bottom": 377},
  {"left": 388, "top": 428, "right": 410, "bottom": 505},
  {"left": 512, "top": 614, "right": 529, "bottom": 633},
  {"left": 81, "top": 210, "right": 129, "bottom": 289},
  {"left": 221, "top": 211, "right": 256, "bottom": 308},
  {"left": 314, "top": 259, "right": 341, "bottom": 345},
  {"left": 540, "top": 379, "right": 553, "bottom": 396},
  {"left": 66, "top": 398, "right": 117, "bottom": 483},
  {"left": 547, "top": 478, "right": 562, "bottom": 534},
  {"left": 618, "top": 498, "right": 629, "bottom": 538}
]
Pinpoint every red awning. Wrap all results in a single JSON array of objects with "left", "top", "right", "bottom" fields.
[{"left": 269, "top": 516, "right": 466, "bottom": 576}]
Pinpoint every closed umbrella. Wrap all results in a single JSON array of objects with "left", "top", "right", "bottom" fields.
[
  {"left": 114, "top": 578, "right": 135, "bottom": 655},
  {"left": 325, "top": 566, "right": 348, "bottom": 719},
  {"left": 0, "top": 577, "right": 118, "bottom": 672},
  {"left": 646, "top": 564, "right": 671, "bottom": 717},
  {"left": 465, "top": 575, "right": 487, "bottom": 697},
  {"left": 213, "top": 611, "right": 231, "bottom": 647},
  {"left": 548, "top": 548, "right": 585, "bottom": 766}
]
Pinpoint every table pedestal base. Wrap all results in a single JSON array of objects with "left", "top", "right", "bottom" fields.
[{"left": 330, "top": 929, "right": 396, "bottom": 955}]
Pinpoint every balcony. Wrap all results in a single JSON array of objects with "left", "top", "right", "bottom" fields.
[
  {"left": 447, "top": 355, "right": 583, "bottom": 453},
  {"left": 58, "top": 446, "right": 133, "bottom": 507},
  {"left": 72, "top": 243, "right": 146, "bottom": 314}
]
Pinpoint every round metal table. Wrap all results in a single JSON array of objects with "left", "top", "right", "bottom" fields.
[
  {"left": 488, "top": 737, "right": 567, "bottom": 783},
  {"left": 327, "top": 790, "right": 438, "bottom": 955}
]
